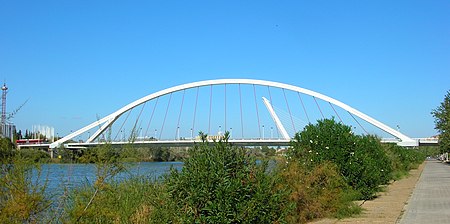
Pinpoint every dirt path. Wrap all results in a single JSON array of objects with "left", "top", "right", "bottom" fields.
[{"left": 310, "top": 162, "right": 426, "bottom": 224}]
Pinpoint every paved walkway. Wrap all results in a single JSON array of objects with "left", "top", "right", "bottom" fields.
[{"left": 398, "top": 160, "right": 450, "bottom": 223}]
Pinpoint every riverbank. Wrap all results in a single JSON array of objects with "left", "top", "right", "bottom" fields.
[{"left": 310, "top": 161, "right": 425, "bottom": 224}]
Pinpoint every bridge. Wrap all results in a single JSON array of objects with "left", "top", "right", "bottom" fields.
[{"left": 19, "top": 79, "right": 435, "bottom": 151}]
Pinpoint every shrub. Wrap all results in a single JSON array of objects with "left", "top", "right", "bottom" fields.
[
  {"left": 383, "top": 144, "right": 425, "bottom": 179},
  {"left": 164, "top": 132, "right": 291, "bottom": 223},
  {"left": 278, "top": 160, "right": 360, "bottom": 223},
  {"left": 288, "top": 119, "right": 393, "bottom": 199}
]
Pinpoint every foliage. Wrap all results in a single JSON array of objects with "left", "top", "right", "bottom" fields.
[
  {"left": 383, "top": 144, "right": 425, "bottom": 180},
  {"left": 420, "top": 146, "right": 440, "bottom": 158},
  {"left": 288, "top": 119, "right": 393, "bottom": 199},
  {"left": 278, "top": 160, "right": 360, "bottom": 223},
  {"left": 261, "top": 145, "right": 276, "bottom": 157},
  {"left": 16, "top": 148, "right": 51, "bottom": 163},
  {"left": 163, "top": 132, "right": 291, "bottom": 223},
  {"left": 55, "top": 147, "right": 82, "bottom": 163},
  {"left": 0, "top": 158, "right": 50, "bottom": 223},
  {"left": 75, "top": 145, "right": 188, "bottom": 163},
  {"left": 0, "top": 137, "right": 15, "bottom": 162},
  {"left": 432, "top": 90, "right": 450, "bottom": 152}
]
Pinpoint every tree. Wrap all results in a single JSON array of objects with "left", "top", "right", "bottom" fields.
[
  {"left": 432, "top": 91, "right": 450, "bottom": 153},
  {"left": 0, "top": 137, "right": 15, "bottom": 162}
]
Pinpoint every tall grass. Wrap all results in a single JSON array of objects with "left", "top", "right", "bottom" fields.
[{"left": 0, "top": 158, "right": 50, "bottom": 223}]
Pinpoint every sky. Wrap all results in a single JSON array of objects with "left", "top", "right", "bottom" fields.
[{"left": 1, "top": 0, "right": 449, "bottom": 139}]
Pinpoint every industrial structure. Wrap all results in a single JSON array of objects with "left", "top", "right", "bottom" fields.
[{"left": 1, "top": 82, "right": 16, "bottom": 141}]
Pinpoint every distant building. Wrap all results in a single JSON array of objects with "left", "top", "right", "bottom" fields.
[
  {"left": 31, "top": 125, "right": 55, "bottom": 142},
  {"left": 1, "top": 123, "right": 16, "bottom": 141}
]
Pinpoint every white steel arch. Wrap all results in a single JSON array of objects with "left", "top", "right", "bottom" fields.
[{"left": 50, "top": 79, "right": 417, "bottom": 148}]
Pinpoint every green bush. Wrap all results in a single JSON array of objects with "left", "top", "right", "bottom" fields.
[
  {"left": 383, "top": 144, "right": 425, "bottom": 179},
  {"left": 164, "top": 132, "right": 291, "bottom": 223},
  {"left": 288, "top": 119, "right": 393, "bottom": 199}
]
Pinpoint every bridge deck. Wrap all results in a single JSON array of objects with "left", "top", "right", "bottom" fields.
[
  {"left": 18, "top": 137, "right": 438, "bottom": 150},
  {"left": 399, "top": 160, "right": 450, "bottom": 223}
]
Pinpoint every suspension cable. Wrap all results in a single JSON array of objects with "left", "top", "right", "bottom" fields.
[
  {"left": 192, "top": 87, "right": 199, "bottom": 136},
  {"left": 283, "top": 88, "right": 296, "bottom": 133},
  {"left": 159, "top": 93, "right": 172, "bottom": 140},
  {"left": 239, "top": 84, "right": 244, "bottom": 139},
  {"left": 348, "top": 111, "right": 369, "bottom": 134},
  {"left": 224, "top": 84, "right": 227, "bottom": 132},
  {"left": 132, "top": 102, "right": 146, "bottom": 140},
  {"left": 175, "top": 90, "right": 186, "bottom": 139},
  {"left": 297, "top": 92, "right": 310, "bottom": 124},
  {"left": 253, "top": 85, "right": 262, "bottom": 138},
  {"left": 268, "top": 86, "right": 280, "bottom": 139},
  {"left": 313, "top": 96, "right": 325, "bottom": 119},
  {"left": 144, "top": 97, "right": 158, "bottom": 138},
  {"left": 114, "top": 109, "right": 132, "bottom": 141},
  {"left": 208, "top": 85, "right": 213, "bottom": 134},
  {"left": 329, "top": 102, "right": 343, "bottom": 123}
]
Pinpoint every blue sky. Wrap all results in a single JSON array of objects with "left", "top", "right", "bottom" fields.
[{"left": 1, "top": 0, "right": 449, "bottom": 139}]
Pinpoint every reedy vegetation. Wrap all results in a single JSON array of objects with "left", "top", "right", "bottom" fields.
[{"left": 0, "top": 119, "right": 427, "bottom": 223}]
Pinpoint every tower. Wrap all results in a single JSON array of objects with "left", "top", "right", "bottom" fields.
[{"left": 1, "top": 83, "right": 7, "bottom": 125}]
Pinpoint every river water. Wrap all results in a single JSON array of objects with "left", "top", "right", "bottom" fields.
[{"left": 33, "top": 162, "right": 183, "bottom": 198}]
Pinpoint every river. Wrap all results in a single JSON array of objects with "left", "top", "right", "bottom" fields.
[{"left": 32, "top": 162, "right": 183, "bottom": 198}]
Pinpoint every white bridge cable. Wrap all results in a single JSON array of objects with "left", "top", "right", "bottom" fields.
[
  {"left": 159, "top": 93, "right": 172, "bottom": 140},
  {"left": 131, "top": 102, "right": 147, "bottom": 141},
  {"left": 224, "top": 84, "right": 227, "bottom": 132},
  {"left": 267, "top": 86, "right": 280, "bottom": 139},
  {"left": 144, "top": 97, "right": 159, "bottom": 139},
  {"left": 175, "top": 90, "right": 186, "bottom": 140},
  {"left": 192, "top": 87, "right": 199, "bottom": 138},
  {"left": 272, "top": 104, "right": 308, "bottom": 136},
  {"left": 113, "top": 109, "right": 133, "bottom": 141},
  {"left": 283, "top": 88, "right": 296, "bottom": 133},
  {"left": 297, "top": 92, "right": 311, "bottom": 124},
  {"left": 253, "top": 84, "right": 262, "bottom": 139}
]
